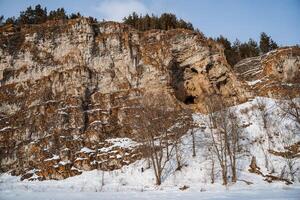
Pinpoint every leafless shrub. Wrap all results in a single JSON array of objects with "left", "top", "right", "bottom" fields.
[
  {"left": 278, "top": 96, "right": 300, "bottom": 129},
  {"left": 205, "top": 95, "right": 245, "bottom": 185},
  {"left": 276, "top": 96, "right": 300, "bottom": 182},
  {"left": 132, "top": 93, "right": 192, "bottom": 185}
]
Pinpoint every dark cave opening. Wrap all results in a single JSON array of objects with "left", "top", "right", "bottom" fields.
[
  {"left": 169, "top": 61, "right": 197, "bottom": 105},
  {"left": 205, "top": 63, "right": 213, "bottom": 72},
  {"left": 216, "top": 78, "right": 227, "bottom": 90},
  {"left": 191, "top": 67, "right": 198, "bottom": 74},
  {"left": 184, "top": 95, "right": 196, "bottom": 104}
]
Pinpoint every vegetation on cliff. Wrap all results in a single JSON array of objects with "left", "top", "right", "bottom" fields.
[
  {"left": 0, "top": 4, "right": 280, "bottom": 67},
  {"left": 1, "top": 4, "right": 299, "bottom": 187},
  {"left": 215, "top": 33, "right": 278, "bottom": 66},
  {"left": 122, "top": 12, "right": 194, "bottom": 31}
]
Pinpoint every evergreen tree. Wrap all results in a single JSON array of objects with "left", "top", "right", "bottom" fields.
[
  {"left": 0, "top": 15, "right": 4, "bottom": 26},
  {"left": 34, "top": 4, "right": 47, "bottom": 24},
  {"left": 88, "top": 16, "right": 97, "bottom": 23},
  {"left": 69, "top": 12, "right": 82, "bottom": 19},
  {"left": 48, "top": 8, "right": 67, "bottom": 20},
  {"left": 247, "top": 38, "right": 259, "bottom": 57},
  {"left": 216, "top": 34, "right": 277, "bottom": 67},
  {"left": 123, "top": 12, "right": 194, "bottom": 31},
  {"left": 5, "top": 17, "right": 16, "bottom": 25},
  {"left": 216, "top": 36, "right": 244, "bottom": 66},
  {"left": 18, "top": 4, "right": 47, "bottom": 25},
  {"left": 216, "top": 35, "right": 237, "bottom": 66},
  {"left": 143, "top": 14, "right": 151, "bottom": 31},
  {"left": 270, "top": 39, "right": 278, "bottom": 51},
  {"left": 239, "top": 39, "right": 259, "bottom": 59},
  {"left": 216, "top": 35, "right": 231, "bottom": 50},
  {"left": 259, "top": 32, "right": 271, "bottom": 54},
  {"left": 159, "top": 13, "right": 177, "bottom": 30},
  {"left": 232, "top": 39, "right": 242, "bottom": 64},
  {"left": 259, "top": 32, "right": 278, "bottom": 53}
]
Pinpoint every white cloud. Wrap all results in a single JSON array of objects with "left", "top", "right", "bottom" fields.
[{"left": 96, "top": 0, "right": 149, "bottom": 22}]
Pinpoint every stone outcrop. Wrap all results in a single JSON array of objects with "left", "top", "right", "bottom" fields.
[
  {"left": 268, "top": 141, "right": 300, "bottom": 159},
  {"left": 15, "top": 138, "right": 143, "bottom": 181},
  {"left": 248, "top": 156, "right": 293, "bottom": 185},
  {"left": 234, "top": 47, "right": 300, "bottom": 98},
  {"left": 0, "top": 18, "right": 247, "bottom": 180},
  {"left": 0, "top": 18, "right": 299, "bottom": 181}
]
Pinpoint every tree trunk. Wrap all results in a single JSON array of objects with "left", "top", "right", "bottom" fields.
[
  {"left": 156, "top": 178, "right": 161, "bottom": 185},
  {"left": 231, "top": 160, "right": 237, "bottom": 182},
  {"left": 221, "top": 164, "right": 228, "bottom": 185},
  {"left": 211, "top": 158, "right": 215, "bottom": 184},
  {"left": 192, "top": 130, "right": 196, "bottom": 157},
  {"left": 175, "top": 143, "right": 181, "bottom": 170},
  {"left": 156, "top": 169, "right": 162, "bottom": 185}
]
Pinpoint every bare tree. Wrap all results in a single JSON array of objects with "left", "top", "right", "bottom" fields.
[
  {"left": 253, "top": 97, "right": 277, "bottom": 172},
  {"left": 278, "top": 96, "right": 300, "bottom": 128},
  {"left": 257, "top": 97, "right": 269, "bottom": 130},
  {"left": 191, "top": 128, "right": 196, "bottom": 157},
  {"left": 100, "top": 170, "right": 105, "bottom": 191},
  {"left": 169, "top": 112, "right": 193, "bottom": 170},
  {"left": 174, "top": 133, "right": 183, "bottom": 170},
  {"left": 206, "top": 95, "right": 229, "bottom": 185},
  {"left": 207, "top": 145, "right": 215, "bottom": 184},
  {"left": 205, "top": 95, "right": 243, "bottom": 184},
  {"left": 277, "top": 96, "right": 300, "bottom": 182},
  {"left": 273, "top": 95, "right": 300, "bottom": 181},
  {"left": 227, "top": 112, "right": 242, "bottom": 182},
  {"left": 190, "top": 121, "right": 200, "bottom": 157},
  {"left": 280, "top": 131, "right": 299, "bottom": 182},
  {"left": 132, "top": 94, "right": 191, "bottom": 185},
  {"left": 256, "top": 97, "right": 273, "bottom": 151}
]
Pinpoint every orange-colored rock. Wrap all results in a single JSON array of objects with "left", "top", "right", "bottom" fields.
[
  {"left": 234, "top": 47, "right": 300, "bottom": 98},
  {"left": 0, "top": 18, "right": 248, "bottom": 180}
]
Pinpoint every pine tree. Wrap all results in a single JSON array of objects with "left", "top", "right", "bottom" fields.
[
  {"left": 270, "top": 39, "right": 278, "bottom": 51},
  {"left": 123, "top": 12, "right": 194, "bottom": 31},
  {"left": 18, "top": 4, "right": 47, "bottom": 25},
  {"left": 232, "top": 39, "right": 242, "bottom": 64},
  {"left": 239, "top": 39, "right": 259, "bottom": 59},
  {"left": 69, "top": 12, "right": 81, "bottom": 19},
  {"left": 216, "top": 35, "right": 231, "bottom": 50},
  {"left": 259, "top": 32, "right": 271, "bottom": 54},
  {"left": 259, "top": 32, "right": 278, "bottom": 54},
  {"left": 216, "top": 35, "right": 234, "bottom": 65},
  {"left": 48, "top": 8, "right": 67, "bottom": 20},
  {"left": 247, "top": 38, "right": 259, "bottom": 57},
  {"left": 5, "top": 17, "right": 16, "bottom": 25},
  {"left": 0, "top": 15, "right": 4, "bottom": 26},
  {"left": 34, "top": 4, "right": 47, "bottom": 24}
]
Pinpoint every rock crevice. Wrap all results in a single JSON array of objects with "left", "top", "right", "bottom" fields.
[{"left": 0, "top": 18, "right": 247, "bottom": 180}]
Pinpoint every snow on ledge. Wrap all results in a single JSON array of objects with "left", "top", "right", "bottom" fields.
[
  {"left": 98, "top": 138, "right": 140, "bottom": 153},
  {"left": 106, "top": 138, "right": 140, "bottom": 149},
  {"left": 80, "top": 147, "right": 96, "bottom": 154},
  {"left": 246, "top": 79, "right": 262, "bottom": 86},
  {"left": 44, "top": 155, "right": 60, "bottom": 161}
]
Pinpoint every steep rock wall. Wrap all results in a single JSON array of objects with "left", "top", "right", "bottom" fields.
[
  {"left": 234, "top": 47, "right": 300, "bottom": 98},
  {"left": 0, "top": 18, "right": 246, "bottom": 180}
]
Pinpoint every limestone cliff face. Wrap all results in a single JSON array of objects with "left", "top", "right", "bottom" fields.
[
  {"left": 234, "top": 47, "right": 300, "bottom": 97},
  {"left": 0, "top": 18, "right": 246, "bottom": 180}
]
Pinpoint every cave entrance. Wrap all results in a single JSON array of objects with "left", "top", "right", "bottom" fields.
[
  {"left": 184, "top": 95, "right": 196, "bottom": 104},
  {"left": 169, "top": 61, "right": 197, "bottom": 105}
]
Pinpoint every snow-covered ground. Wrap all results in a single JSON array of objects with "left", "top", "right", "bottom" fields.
[
  {"left": 1, "top": 188, "right": 300, "bottom": 200},
  {"left": 0, "top": 97, "right": 299, "bottom": 199},
  {"left": 1, "top": 169, "right": 300, "bottom": 199}
]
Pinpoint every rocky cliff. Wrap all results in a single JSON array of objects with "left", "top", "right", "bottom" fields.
[
  {"left": 234, "top": 47, "right": 300, "bottom": 97},
  {"left": 1, "top": 18, "right": 299, "bottom": 181},
  {"left": 0, "top": 18, "right": 247, "bottom": 180}
]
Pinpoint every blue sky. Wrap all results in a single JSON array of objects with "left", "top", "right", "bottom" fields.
[{"left": 0, "top": 0, "right": 299, "bottom": 45}]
